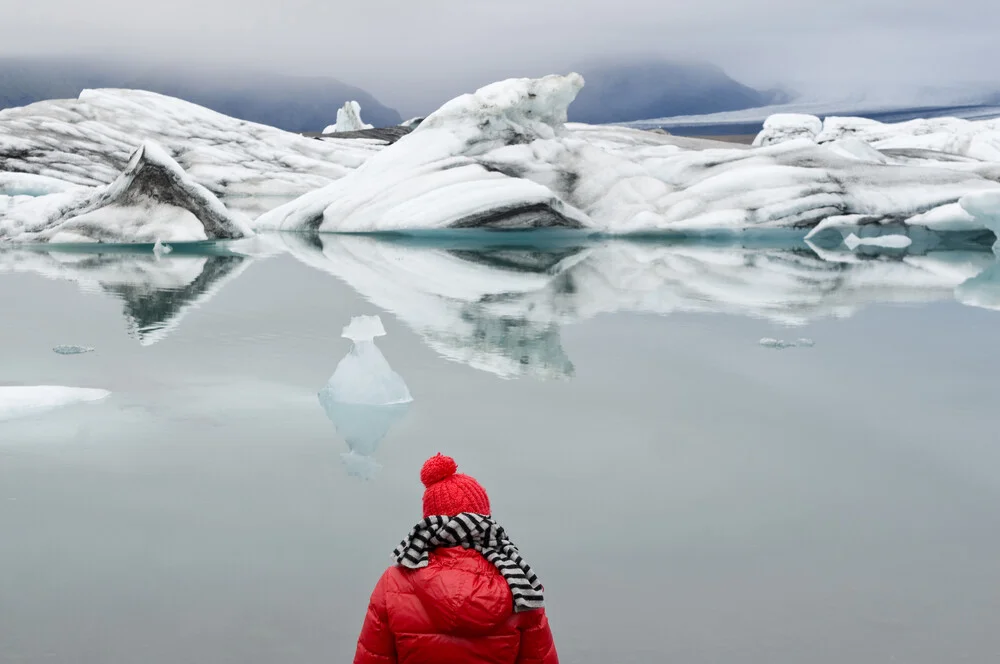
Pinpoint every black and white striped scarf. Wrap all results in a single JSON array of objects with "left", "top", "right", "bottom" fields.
[{"left": 392, "top": 513, "right": 544, "bottom": 612}]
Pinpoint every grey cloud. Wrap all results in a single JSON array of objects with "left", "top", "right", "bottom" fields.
[{"left": 3, "top": 0, "right": 999, "bottom": 115}]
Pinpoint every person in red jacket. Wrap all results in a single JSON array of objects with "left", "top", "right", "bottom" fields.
[{"left": 354, "top": 453, "right": 558, "bottom": 664}]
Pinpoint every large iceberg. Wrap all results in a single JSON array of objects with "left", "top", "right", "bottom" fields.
[
  {"left": 1, "top": 143, "right": 252, "bottom": 243},
  {"left": 0, "top": 88, "right": 377, "bottom": 213},
  {"left": 259, "top": 74, "right": 1000, "bottom": 237}
]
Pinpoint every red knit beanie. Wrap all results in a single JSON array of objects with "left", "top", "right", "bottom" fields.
[{"left": 421, "top": 454, "right": 491, "bottom": 518}]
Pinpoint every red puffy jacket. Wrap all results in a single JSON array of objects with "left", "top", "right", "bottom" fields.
[{"left": 354, "top": 547, "right": 558, "bottom": 664}]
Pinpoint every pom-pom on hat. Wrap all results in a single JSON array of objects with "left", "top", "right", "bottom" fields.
[{"left": 420, "top": 453, "right": 491, "bottom": 518}]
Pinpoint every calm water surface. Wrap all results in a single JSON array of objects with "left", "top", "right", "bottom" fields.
[{"left": 1, "top": 235, "right": 999, "bottom": 664}]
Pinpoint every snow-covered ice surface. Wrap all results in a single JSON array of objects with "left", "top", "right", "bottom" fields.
[
  {"left": 323, "top": 101, "right": 374, "bottom": 133},
  {"left": 0, "top": 386, "right": 109, "bottom": 422},
  {"left": 320, "top": 315, "right": 412, "bottom": 405}
]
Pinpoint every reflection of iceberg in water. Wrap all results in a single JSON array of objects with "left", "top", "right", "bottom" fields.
[
  {"left": 318, "top": 315, "right": 412, "bottom": 479},
  {"left": 280, "top": 233, "right": 581, "bottom": 379},
  {"left": 317, "top": 398, "right": 410, "bottom": 479},
  {"left": 279, "top": 232, "right": 998, "bottom": 379},
  {"left": 0, "top": 247, "right": 251, "bottom": 345},
  {"left": 956, "top": 258, "right": 1000, "bottom": 310}
]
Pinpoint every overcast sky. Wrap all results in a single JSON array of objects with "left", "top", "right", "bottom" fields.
[{"left": 5, "top": 0, "right": 1000, "bottom": 115}]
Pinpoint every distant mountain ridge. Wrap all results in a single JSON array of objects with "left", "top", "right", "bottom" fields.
[
  {"left": 568, "top": 59, "right": 791, "bottom": 125},
  {"left": 0, "top": 57, "right": 402, "bottom": 132}
]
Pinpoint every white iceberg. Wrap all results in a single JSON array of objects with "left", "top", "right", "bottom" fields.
[
  {"left": 1, "top": 142, "right": 253, "bottom": 243},
  {"left": 259, "top": 73, "right": 1000, "bottom": 237},
  {"left": 0, "top": 89, "right": 375, "bottom": 216},
  {"left": 320, "top": 315, "right": 412, "bottom": 405},
  {"left": 323, "top": 101, "right": 374, "bottom": 133},
  {"left": 751, "top": 113, "right": 1000, "bottom": 163},
  {"left": 0, "top": 386, "right": 110, "bottom": 422}
]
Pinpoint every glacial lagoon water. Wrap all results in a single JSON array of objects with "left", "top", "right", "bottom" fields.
[{"left": 2, "top": 233, "right": 1000, "bottom": 664}]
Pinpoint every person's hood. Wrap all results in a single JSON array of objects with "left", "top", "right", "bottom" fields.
[{"left": 411, "top": 548, "right": 514, "bottom": 635}]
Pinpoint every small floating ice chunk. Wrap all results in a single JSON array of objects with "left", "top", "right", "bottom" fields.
[
  {"left": 53, "top": 345, "right": 94, "bottom": 355},
  {"left": 323, "top": 315, "right": 412, "bottom": 405},
  {"left": 0, "top": 386, "right": 110, "bottom": 421},
  {"left": 760, "top": 338, "right": 797, "bottom": 349},
  {"left": 153, "top": 238, "right": 173, "bottom": 258},
  {"left": 844, "top": 233, "right": 913, "bottom": 250},
  {"left": 760, "top": 337, "right": 814, "bottom": 350}
]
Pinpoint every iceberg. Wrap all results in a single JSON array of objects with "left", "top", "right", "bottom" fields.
[
  {"left": 752, "top": 113, "right": 1000, "bottom": 163},
  {"left": 317, "top": 315, "right": 412, "bottom": 479},
  {"left": 260, "top": 74, "right": 1000, "bottom": 236},
  {"left": 323, "top": 101, "right": 374, "bottom": 133},
  {"left": 1, "top": 142, "right": 252, "bottom": 243},
  {"left": 0, "top": 386, "right": 110, "bottom": 422},
  {"left": 320, "top": 315, "right": 412, "bottom": 405},
  {"left": 1, "top": 76, "right": 998, "bottom": 241},
  {"left": 0, "top": 89, "right": 375, "bottom": 214}
]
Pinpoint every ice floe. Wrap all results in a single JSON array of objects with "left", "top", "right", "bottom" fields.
[
  {"left": 0, "top": 386, "right": 110, "bottom": 422},
  {"left": 759, "top": 337, "right": 814, "bottom": 350},
  {"left": 52, "top": 345, "right": 95, "bottom": 355}
]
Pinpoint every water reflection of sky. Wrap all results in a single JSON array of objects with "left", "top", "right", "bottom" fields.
[{"left": 1, "top": 236, "right": 999, "bottom": 664}]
